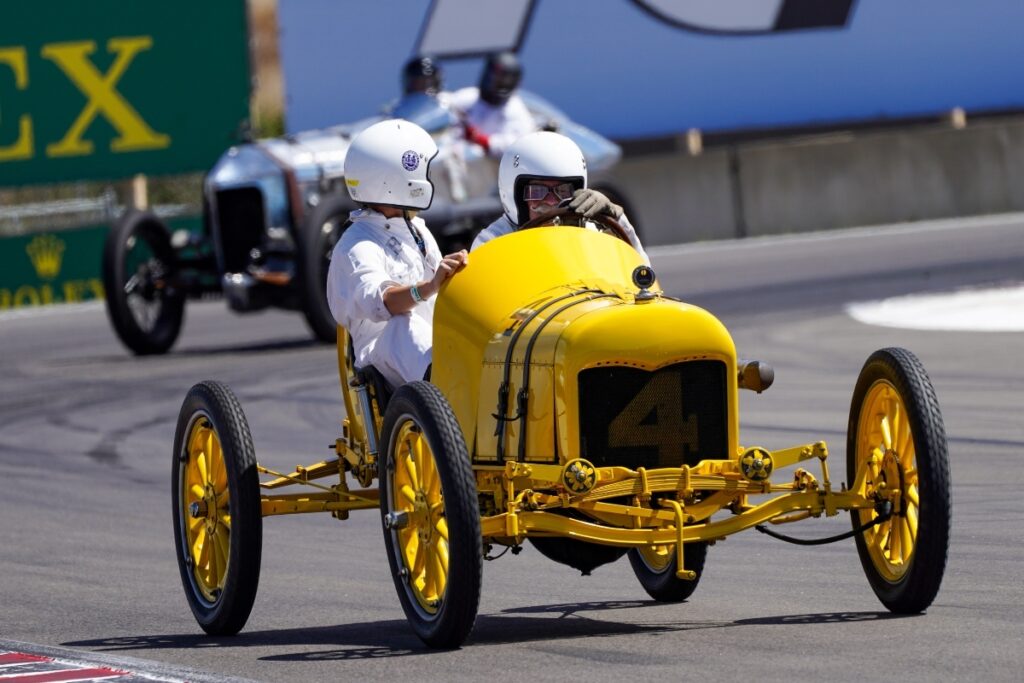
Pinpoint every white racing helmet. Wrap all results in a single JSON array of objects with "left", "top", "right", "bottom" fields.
[
  {"left": 343, "top": 119, "right": 438, "bottom": 210},
  {"left": 498, "top": 131, "right": 587, "bottom": 226}
]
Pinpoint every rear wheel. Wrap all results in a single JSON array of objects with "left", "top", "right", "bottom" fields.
[
  {"left": 847, "top": 347, "right": 950, "bottom": 613},
  {"left": 379, "top": 381, "right": 482, "bottom": 648},
  {"left": 298, "top": 194, "right": 351, "bottom": 344},
  {"left": 628, "top": 540, "right": 707, "bottom": 602},
  {"left": 102, "top": 210, "right": 185, "bottom": 355},
  {"left": 172, "top": 381, "right": 262, "bottom": 635}
]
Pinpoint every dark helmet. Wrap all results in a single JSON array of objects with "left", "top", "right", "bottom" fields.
[
  {"left": 479, "top": 51, "right": 522, "bottom": 106},
  {"left": 403, "top": 55, "right": 442, "bottom": 96}
]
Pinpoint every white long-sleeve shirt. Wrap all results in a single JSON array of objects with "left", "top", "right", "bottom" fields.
[{"left": 327, "top": 208, "right": 441, "bottom": 386}]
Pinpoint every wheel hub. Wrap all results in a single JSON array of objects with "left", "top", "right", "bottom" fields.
[
  {"left": 878, "top": 449, "right": 906, "bottom": 513},
  {"left": 412, "top": 492, "right": 431, "bottom": 543},
  {"left": 203, "top": 483, "right": 218, "bottom": 536}
]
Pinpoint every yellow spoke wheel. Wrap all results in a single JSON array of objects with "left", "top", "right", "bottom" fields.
[
  {"left": 380, "top": 381, "right": 481, "bottom": 649},
  {"left": 391, "top": 421, "right": 447, "bottom": 613},
  {"left": 173, "top": 381, "right": 262, "bottom": 635},
  {"left": 628, "top": 529, "right": 707, "bottom": 602},
  {"left": 847, "top": 348, "right": 950, "bottom": 613},
  {"left": 182, "top": 418, "right": 230, "bottom": 602}
]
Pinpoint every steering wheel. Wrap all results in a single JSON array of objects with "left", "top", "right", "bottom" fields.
[{"left": 518, "top": 203, "right": 633, "bottom": 245}]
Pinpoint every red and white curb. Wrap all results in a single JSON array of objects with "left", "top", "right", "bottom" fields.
[
  {"left": 0, "top": 650, "right": 161, "bottom": 683},
  {"left": 0, "top": 651, "right": 131, "bottom": 682},
  {"left": 0, "top": 642, "right": 256, "bottom": 683}
]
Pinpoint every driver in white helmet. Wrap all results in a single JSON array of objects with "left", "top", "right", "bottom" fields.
[
  {"left": 327, "top": 119, "right": 468, "bottom": 388},
  {"left": 470, "top": 131, "right": 648, "bottom": 264}
]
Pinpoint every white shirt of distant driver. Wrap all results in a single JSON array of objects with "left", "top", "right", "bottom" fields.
[{"left": 450, "top": 87, "right": 538, "bottom": 156}]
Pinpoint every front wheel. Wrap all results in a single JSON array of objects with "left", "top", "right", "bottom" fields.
[
  {"left": 379, "top": 381, "right": 482, "bottom": 648},
  {"left": 102, "top": 210, "right": 185, "bottom": 355},
  {"left": 628, "top": 540, "right": 708, "bottom": 602},
  {"left": 847, "top": 347, "right": 950, "bottom": 613},
  {"left": 172, "top": 381, "right": 262, "bottom": 635}
]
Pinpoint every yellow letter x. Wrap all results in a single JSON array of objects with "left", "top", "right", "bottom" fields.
[
  {"left": 0, "top": 46, "right": 34, "bottom": 161},
  {"left": 43, "top": 36, "right": 170, "bottom": 157}
]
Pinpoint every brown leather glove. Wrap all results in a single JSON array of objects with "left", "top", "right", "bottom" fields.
[{"left": 569, "top": 188, "right": 623, "bottom": 219}]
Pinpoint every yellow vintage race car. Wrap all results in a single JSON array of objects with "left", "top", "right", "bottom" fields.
[{"left": 171, "top": 214, "right": 951, "bottom": 648}]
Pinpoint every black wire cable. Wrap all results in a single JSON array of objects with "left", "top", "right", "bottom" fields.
[
  {"left": 516, "top": 293, "right": 618, "bottom": 462},
  {"left": 492, "top": 288, "right": 602, "bottom": 457},
  {"left": 754, "top": 500, "right": 894, "bottom": 546}
]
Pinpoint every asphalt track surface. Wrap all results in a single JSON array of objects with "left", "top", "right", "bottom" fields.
[{"left": 1, "top": 214, "right": 1022, "bottom": 682}]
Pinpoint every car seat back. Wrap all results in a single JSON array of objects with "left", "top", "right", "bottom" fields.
[{"left": 336, "top": 326, "right": 390, "bottom": 447}]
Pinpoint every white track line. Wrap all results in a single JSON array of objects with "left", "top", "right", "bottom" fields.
[{"left": 847, "top": 283, "right": 1024, "bottom": 332}]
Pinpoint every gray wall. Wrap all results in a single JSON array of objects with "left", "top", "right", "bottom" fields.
[{"left": 612, "top": 117, "right": 1024, "bottom": 246}]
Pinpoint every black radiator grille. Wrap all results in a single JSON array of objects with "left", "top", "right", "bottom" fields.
[
  {"left": 578, "top": 361, "right": 728, "bottom": 469},
  {"left": 215, "top": 187, "right": 264, "bottom": 273}
]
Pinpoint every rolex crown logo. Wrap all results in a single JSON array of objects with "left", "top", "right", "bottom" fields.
[{"left": 26, "top": 234, "right": 66, "bottom": 280}]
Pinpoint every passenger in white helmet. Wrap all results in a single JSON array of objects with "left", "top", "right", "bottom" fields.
[
  {"left": 326, "top": 119, "right": 468, "bottom": 388},
  {"left": 470, "top": 131, "right": 648, "bottom": 264}
]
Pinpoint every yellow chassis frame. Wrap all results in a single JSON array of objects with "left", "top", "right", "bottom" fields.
[{"left": 257, "top": 437, "right": 881, "bottom": 580}]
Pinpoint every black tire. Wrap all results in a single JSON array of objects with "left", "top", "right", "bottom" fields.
[
  {"left": 847, "top": 347, "right": 950, "bottom": 613},
  {"left": 298, "top": 194, "right": 351, "bottom": 344},
  {"left": 379, "top": 381, "right": 482, "bottom": 648},
  {"left": 172, "top": 381, "right": 262, "bottom": 635},
  {"left": 628, "top": 541, "right": 708, "bottom": 602},
  {"left": 102, "top": 210, "right": 185, "bottom": 355}
]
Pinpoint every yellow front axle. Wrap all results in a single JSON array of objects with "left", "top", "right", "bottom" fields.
[{"left": 253, "top": 439, "right": 878, "bottom": 581}]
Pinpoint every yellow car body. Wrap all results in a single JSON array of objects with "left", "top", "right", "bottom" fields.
[{"left": 435, "top": 227, "right": 738, "bottom": 468}]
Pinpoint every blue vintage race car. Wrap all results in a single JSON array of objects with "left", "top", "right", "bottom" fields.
[{"left": 101, "top": 91, "right": 629, "bottom": 355}]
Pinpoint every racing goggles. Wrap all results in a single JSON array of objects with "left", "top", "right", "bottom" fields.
[{"left": 522, "top": 181, "right": 576, "bottom": 202}]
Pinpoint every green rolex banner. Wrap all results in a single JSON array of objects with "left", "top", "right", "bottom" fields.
[
  {"left": 0, "top": 215, "right": 203, "bottom": 311},
  {"left": 0, "top": 0, "right": 249, "bottom": 186},
  {"left": 0, "top": 226, "right": 107, "bottom": 309}
]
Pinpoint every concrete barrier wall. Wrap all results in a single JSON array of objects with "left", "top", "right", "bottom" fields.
[
  {"left": 611, "top": 117, "right": 1024, "bottom": 246},
  {"left": 605, "top": 148, "right": 736, "bottom": 244}
]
